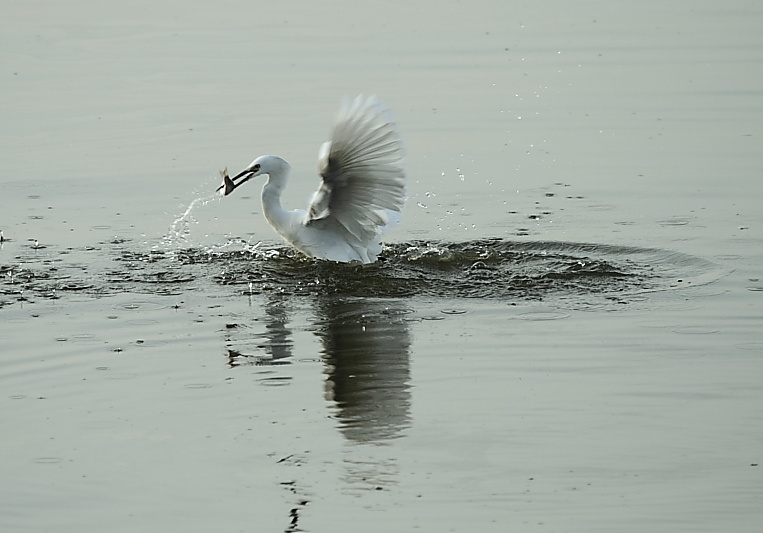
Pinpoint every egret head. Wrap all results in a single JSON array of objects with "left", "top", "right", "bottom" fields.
[{"left": 217, "top": 155, "right": 289, "bottom": 196}]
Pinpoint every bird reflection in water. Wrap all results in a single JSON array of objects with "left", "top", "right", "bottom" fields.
[
  {"left": 224, "top": 294, "right": 412, "bottom": 443},
  {"left": 313, "top": 297, "right": 412, "bottom": 443},
  {"left": 225, "top": 294, "right": 294, "bottom": 368}
]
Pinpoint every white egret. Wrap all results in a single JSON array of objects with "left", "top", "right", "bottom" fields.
[{"left": 218, "top": 95, "right": 406, "bottom": 264}]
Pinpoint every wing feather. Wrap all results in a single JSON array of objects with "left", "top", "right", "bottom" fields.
[{"left": 306, "top": 95, "right": 406, "bottom": 246}]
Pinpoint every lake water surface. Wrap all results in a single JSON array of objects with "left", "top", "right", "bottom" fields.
[{"left": 2, "top": 1, "right": 762, "bottom": 531}]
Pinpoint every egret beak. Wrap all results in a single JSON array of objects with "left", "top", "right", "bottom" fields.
[{"left": 216, "top": 168, "right": 255, "bottom": 196}]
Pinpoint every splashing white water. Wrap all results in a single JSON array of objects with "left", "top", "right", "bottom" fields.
[
  {"left": 162, "top": 195, "right": 215, "bottom": 248},
  {"left": 157, "top": 193, "right": 267, "bottom": 259}
]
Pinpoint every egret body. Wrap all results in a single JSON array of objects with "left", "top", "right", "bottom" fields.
[{"left": 219, "top": 96, "right": 406, "bottom": 264}]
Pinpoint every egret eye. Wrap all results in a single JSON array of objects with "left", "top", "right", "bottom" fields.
[{"left": 253, "top": 164, "right": 261, "bottom": 171}]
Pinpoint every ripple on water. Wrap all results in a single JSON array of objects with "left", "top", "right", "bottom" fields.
[
  {"left": 33, "top": 457, "right": 63, "bottom": 464},
  {"left": 736, "top": 342, "right": 763, "bottom": 351},
  {"left": 184, "top": 383, "right": 213, "bottom": 389},
  {"left": 259, "top": 376, "right": 293, "bottom": 386},
  {"left": 114, "top": 300, "right": 168, "bottom": 311},
  {"left": 514, "top": 311, "right": 571, "bottom": 321},
  {"left": 671, "top": 326, "right": 720, "bottom": 335}
]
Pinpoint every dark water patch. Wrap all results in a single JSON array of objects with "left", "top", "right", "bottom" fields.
[
  {"left": 0, "top": 238, "right": 723, "bottom": 309},
  {"left": 199, "top": 239, "right": 715, "bottom": 302}
]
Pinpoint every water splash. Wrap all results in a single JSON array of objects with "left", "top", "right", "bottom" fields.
[
  {"left": 0, "top": 238, "right": 723, "bottom": 309},
  {"left": 163, "top": 195, "right": 217, "bottom": 248}
]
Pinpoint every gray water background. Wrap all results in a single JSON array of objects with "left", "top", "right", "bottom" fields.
[{"left": 2, "top": 1, "right": 762, "bottom": 531}]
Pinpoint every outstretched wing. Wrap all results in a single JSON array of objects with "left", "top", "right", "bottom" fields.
[{"left": 306, "top": 95, "right": 406, "bottom": 245}]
